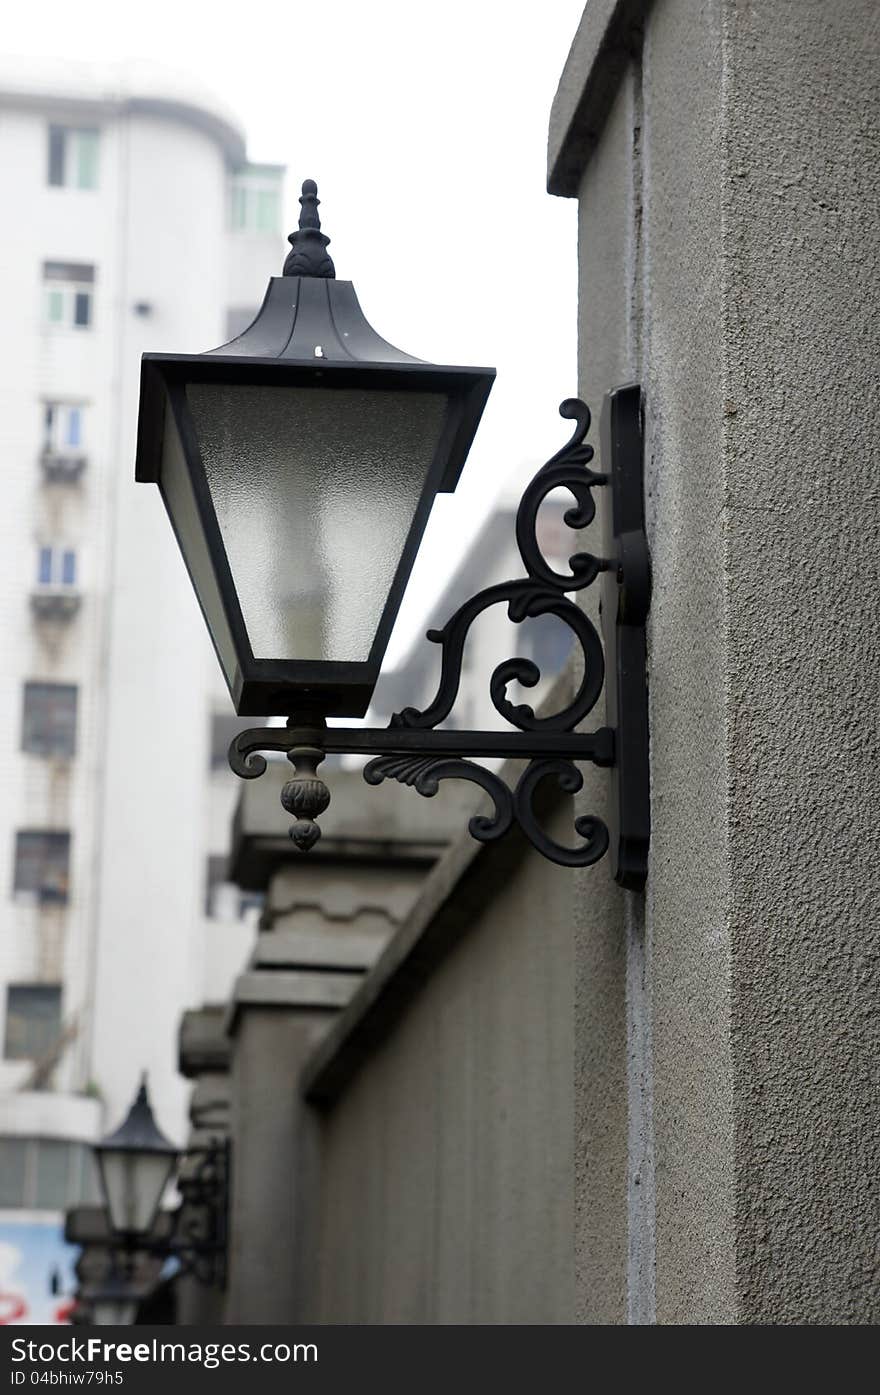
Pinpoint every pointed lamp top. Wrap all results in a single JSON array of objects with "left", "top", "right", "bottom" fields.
[
  {"left": 98, "top": 1074, "right": 177, "bottom": 1157},
  {"left": 282, "top": 179, "right": 336, "bottom": 279}
]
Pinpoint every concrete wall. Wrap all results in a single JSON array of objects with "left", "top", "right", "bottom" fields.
[
  {"left": 551, "top": 0, "right": 880, "bottom": 1324},
  {"left": 298, "top": 791, "right": 576, "bottom": 1324}
]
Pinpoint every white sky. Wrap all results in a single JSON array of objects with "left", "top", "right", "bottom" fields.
[{"left": 4, "top": 0, "right": 585, "bottom": 664}]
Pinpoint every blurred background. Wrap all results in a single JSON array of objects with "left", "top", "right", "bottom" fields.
[{"left": 0, "top": 0, "right": 584, "bottom": 1323}]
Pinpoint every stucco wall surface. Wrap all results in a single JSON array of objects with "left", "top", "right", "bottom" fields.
[
  {"left": 639, "top": 0, "right": 735, "bottom": 1325},
  {"left": 558, "top": 0, "right": 880, "bottom": 1325},
  {"left": 719, "top": 0, "right": 880, "bottom": 1324},
  {"left": 572, "top": 65, "right": 640, "bottom": 1324}
]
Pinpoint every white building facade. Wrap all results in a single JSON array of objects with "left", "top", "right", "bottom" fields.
[{"left": 0, "top": 61, "right": 283, "bottom": 1249}]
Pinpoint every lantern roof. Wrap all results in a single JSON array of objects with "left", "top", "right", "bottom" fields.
[
  {"left": 205, "top": 179, "right": 424, "bottom": 367},
  {"left": 98, "top": 1077, "right": 177, "bottom": 1157},
  {"left": 136, "top": 180, "right": 493, "bottom": 492}
]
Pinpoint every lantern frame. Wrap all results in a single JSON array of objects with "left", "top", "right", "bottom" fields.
[{"left": 135, "top": 351, "right": 493, "bottom": 717}]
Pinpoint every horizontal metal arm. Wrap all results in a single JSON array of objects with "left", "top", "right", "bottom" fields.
[
  {"left": 229, "top": 723, "right": 615, "bottom": 777},
  {"left": 324, "top": 725, "right": 614, "bottom": 763}
]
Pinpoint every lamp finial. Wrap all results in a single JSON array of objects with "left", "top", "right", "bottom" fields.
[{"left": 283, "top": 178, "right": 336, "bottom": 279}]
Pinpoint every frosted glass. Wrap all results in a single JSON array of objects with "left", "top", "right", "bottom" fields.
[
  {"left": 99, "top": 1149, "right": 173, "bottom": 1234},
  {"left": 187, "top": 384, "right": 448, "bottom": 662}
]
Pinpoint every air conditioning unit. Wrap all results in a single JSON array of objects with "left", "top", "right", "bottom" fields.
[
  {"left": 40, "top": 448, "right": 88, "bottom": 483},
  {"left": 30, "top": 587, "right": 82, "bottom": 621}
]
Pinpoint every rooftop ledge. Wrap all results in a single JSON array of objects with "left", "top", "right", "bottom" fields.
[
  {"left": 547, "top": 0, "right": 651, "bottom": 197},
  {"left": 0, "top": 56, "right": 247, "bottom": 167}
]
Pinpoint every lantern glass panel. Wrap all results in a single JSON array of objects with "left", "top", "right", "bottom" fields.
[
  {"left": 186, "top": 383, "right": 449, "bottom": 663},
  {"left": 97, "top": 1147, "right": 174, "bottom": 1236}
]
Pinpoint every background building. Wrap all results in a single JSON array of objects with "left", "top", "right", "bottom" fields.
[{"left": 0, "top": 58, "right": 283, "bottom": 1317}]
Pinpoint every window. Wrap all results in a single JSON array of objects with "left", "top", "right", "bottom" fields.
[
  {"left": 0, "top": 1136, "right": 98, "bottom": 1209},
  {"left": 47, "top": 126, "right": 99, "bottom": 190},
  {"left": 43, "top": 261, "right": 94, "bottom": 329},
  {"left": 255, "top": 189, "right": 280, "bottom": 232},
  {"left": 229, "top": 167, "right": 283, "bottom": 234},
  {"left": 13, "top": 831, "right": 71, "bottom": 903},
  {"left": 37, "top": 546, "right": 77, "bottom": 588},
  {"left": 230, "top": 184, "right": 248, "bottom": 229},
  {"left": 43, "top": 402, "right": 85, "bottom": 453},
  {"left": 22, "top": 683, "right": 78, "bottom": 758},
  {"left": 3, "top": 985, "right": 62, "bottom": 1060}
]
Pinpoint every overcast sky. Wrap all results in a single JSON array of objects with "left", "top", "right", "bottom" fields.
[{"left": 5, "top": 0, "right": 586, "bottom": 662}]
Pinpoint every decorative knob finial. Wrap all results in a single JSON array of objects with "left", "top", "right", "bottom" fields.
[{"left": 283, "top": 178, "right": 336, "bottom": 279}]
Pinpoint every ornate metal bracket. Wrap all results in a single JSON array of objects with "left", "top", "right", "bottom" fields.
[
  {"left": 172, "top": 1136, "right": 230, "bottom": 1289},
  {"left": 119, "top": 1138, "right": 230, "bottom": 1290},
  {"left": 229, "top": 385, "right": 651, "bottom": 884}
]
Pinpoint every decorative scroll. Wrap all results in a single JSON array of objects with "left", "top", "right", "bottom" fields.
[
  {"left": 364, "top": 755, "right": 514, "bottom": 843},
  {"left": 513, "top": 759, "right": 609, "bottom": 868},
  {"left": 515, "top": 397, "right": 608, "bottom": 588},
  {"left": 391, "top": 399, "right": 609, "bottom": 736},
  {"left": 365, "top": 754, "right": 609, "bottom": 868}
]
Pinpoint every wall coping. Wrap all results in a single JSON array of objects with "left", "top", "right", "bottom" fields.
[
  {"left": 547, "top": 0, "right": 651, "bottom": 197},
  {"left": 224, "top": 968, "right": 364, "bottom": 1038}
]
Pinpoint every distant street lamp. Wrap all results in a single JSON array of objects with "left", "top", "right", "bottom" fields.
[
  {"left": 135, "top": 181, "right": 651, "bottom": 880},
  {"left": 94, "top": 1077, "right": 230, "bottom": 1291},
  {"left": 94, "top": 1077, "right": 178, "bottom": 1242}
]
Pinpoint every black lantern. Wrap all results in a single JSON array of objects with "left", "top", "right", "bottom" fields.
[
  {"left": 94, "top": 1078, "right": 178, "bottom": 1241},
  {"left": 135, "top": 180, "right": 494, "bottom": 717},
  {"left": 136, "top": 178, "right": 651, "bottom": 875}
]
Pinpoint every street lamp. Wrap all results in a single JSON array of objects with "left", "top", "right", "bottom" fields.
[
  {"left": 94, "top": 1077, "right": 231, "bottom": 1292},
  {"left": 136, "top": 181, "right": 651, "bottom": 881},
  {"left": 94, "top": 1077, "right": 178, "bottom": 1242}
]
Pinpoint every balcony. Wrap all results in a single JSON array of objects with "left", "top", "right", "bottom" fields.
[
  {"left": 40, "top": 447, "right": 87, "bottom": 483},
  {"left": 30, "top": 586, "right": 81, "bottom": 622}
]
